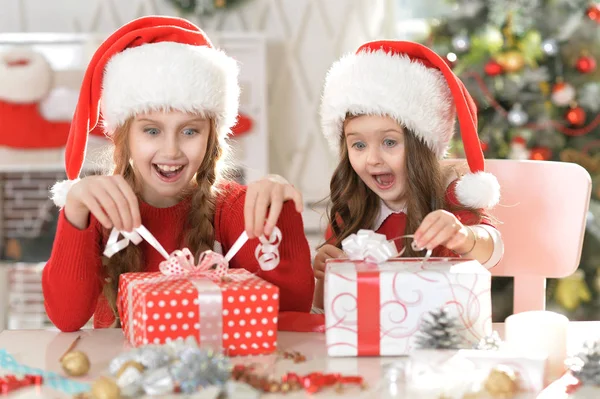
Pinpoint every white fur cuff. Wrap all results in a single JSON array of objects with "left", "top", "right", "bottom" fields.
[
  {"left": 0, "top": 49, "right": 53, "bottom": 103},
  {"left": 50, "top": 179, "right": 80, "bottom": 208}
]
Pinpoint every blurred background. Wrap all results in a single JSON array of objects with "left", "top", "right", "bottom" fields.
[{"left": 0, "top": 0, "right": 598, "bottom": 330}]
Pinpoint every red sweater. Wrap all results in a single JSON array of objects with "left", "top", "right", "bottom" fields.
[{"left": 42, "top": 182, "right": 315, "bottom": 332}]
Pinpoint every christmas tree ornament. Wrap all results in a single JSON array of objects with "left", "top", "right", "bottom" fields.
[
  {"left": 507, "top": 103, "right": 529, "bottom": 126},
  {"left": 115, "top": 360, "right": 144, "bottom": 379},
  {"left": 495, "top": 51, "right": 525, "bottom": 73},
  {"left": 566, "top": 340, "right": 600, "bottom": 385},
  {"left": 484, "top": 59, "right": 504, "bottom": 76},
  {"left": 529, "top": 146, "right": 552, "bottom": 161},
  {"left": 579, "top": 83, "right": 600, "bottom": 112},
  {"left": 551, "top": 81, "right": 576, "bottom": 106},
  {"left": 452, "top": 32, "right": 471, "bottom": 52},
  {"left": 91, "top": 376, "right": 121, "bottom": 399},
  {"left": 445, "top": 52, "right": 458, "bottom": 68},
  {"left": 484, "top": 366, "right": 519, "bottom": 398},
  {"left": 479, "top": 25, "right": 504, "bottom": 52},
  {"left": 576, "top": 54, "right": 597, "bottom": 74},
  {"left": 566, "top": 106, "right": 587, "bottom": 126},
  {"left": 414, "top": 307, "right": 466, "bottom": 350},
  {"left": 541, "top": 38, "right": 559, "bottom": 56},
  {"left": 61, "top": 351, "right": 91, "bottom": 377},
  {"left": 587, "top": 4, "right": 600, "bottom": 23},
  {"left": 474, "top": 331, "right": 503, "bottom": 350}
]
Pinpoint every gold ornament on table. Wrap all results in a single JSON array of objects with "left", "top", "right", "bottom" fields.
[
  {"left": 483, "top": 366, "right": 519, "bottom": 398},
  {"left": 91, "top": 376, "right": 121, "bottom": 399},
  {"left": 59, "top": 336, "right": 91, "bottom": 377},
  {"left": 115, "top": 360, "right": 144, "bottom": 379}
]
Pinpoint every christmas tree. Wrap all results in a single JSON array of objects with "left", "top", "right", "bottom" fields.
[{"left": 424, "top": 0, "right": 600, "bottom": 319}]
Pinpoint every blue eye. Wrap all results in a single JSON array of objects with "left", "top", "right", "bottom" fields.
[
  {"left": 183, "top": 128, "right": 198, "bottom": 136},
  {"left": 143, "top": 128, "right": 159, "bottom": 135},
  {"left": 351, "top": 142, "right": 366, "bottom": 150},
  {"left": 383, "top": 139, "right": 397, "bottom": 147}
]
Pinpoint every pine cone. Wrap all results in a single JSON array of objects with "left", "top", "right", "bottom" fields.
[
  {"left": 568, "top": 341, "right": 600, "bottom": 386},
  {"left": 414, "top": 308, "right": 466, "bottom": 350}
]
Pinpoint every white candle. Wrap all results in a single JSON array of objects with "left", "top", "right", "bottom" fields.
[{"left": 505, "top": 311, "right": 569, "bottom": 383}]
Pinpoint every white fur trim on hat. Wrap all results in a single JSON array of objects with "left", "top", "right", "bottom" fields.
[
  {"left": 455, "top": 171, "right": 500, "bottom": 209},
  {"left": 101, "top": 42, "right": 239, "bottom": 138},
  {"left": 50, "top": 179, "right": 80, "bottom": 208},
  {"left": 320, "top": 49, "right": 455, "bottom": 157},
  {"left": 0, "top": 48, "right": 53, "bottom": 103}
]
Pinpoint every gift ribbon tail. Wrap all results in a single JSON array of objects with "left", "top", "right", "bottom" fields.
[
  {"left": 136, "top": 225, "right": 170, "bottom": 260},
  {"left": 224, "top": 231, "right": 249, "bottom": 262}
]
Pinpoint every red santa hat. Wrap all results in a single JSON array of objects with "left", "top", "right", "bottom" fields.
[
  {"left": 320, "top": 41, "right": 500, "bottom": 209},
  {"left": 51, "top": 15, "right": 239, "bottom": 207}
]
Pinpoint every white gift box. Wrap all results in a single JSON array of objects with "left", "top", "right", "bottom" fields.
[{"left": 324, "top": 257, "right": 492, "bottom": 357}]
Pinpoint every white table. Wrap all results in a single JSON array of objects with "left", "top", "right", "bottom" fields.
[{"left": 0, "top": 322, "right": 599, "bottom": 398}]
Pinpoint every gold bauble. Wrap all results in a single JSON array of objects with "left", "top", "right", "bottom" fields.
[
  {"left": 115, "top": 360, "right": 144, "bottom": 379},
  {"left": 484, "top": 366, "right": 518, "bottom": 398},
  {"left": 61, "top": 350, "right": 91, "bottom": 377},
  {"left": 91, "top": 376, "right": 121, "bottom": 399},
  {"left": 496, "top": 51, "right": 525, "bottom": 73}
]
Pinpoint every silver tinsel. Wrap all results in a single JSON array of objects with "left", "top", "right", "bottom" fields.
[
  {"left": 109, "top": 337, "right": 232, "bottom": 397},
  {"left": 566, "top": 340, "right": 600, "bottom": 385},
  {"left": 473, "top": 331, "right": 503, "bottom": 350},
  {"left": 414, "top": 308, "right": 467, "bottom": 350}
]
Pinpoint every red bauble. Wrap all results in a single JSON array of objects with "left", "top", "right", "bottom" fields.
[
  {"left": 480, "top": 141, "right": 489, "bottom": 152},
  {"left": 587, "top": 4, "right": 600, "bottom": 23},
  {"left": 484, "top": 60, "right": 504, "bottom": 76},
  {"left": 529, "top": 147, "right": 552, "bottom": 161},
  {"left": 576, "top": 55, "right": 597, "bottom": 73},
  {"left": 565, "top": 107, "right": 586, "bottom": 126}
]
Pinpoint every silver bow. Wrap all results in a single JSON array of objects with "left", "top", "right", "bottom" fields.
[{"left": 341, "top": 229, "right": 399, "bottom": 264}]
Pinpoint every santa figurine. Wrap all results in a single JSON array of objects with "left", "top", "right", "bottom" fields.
[
  {"left": 508, "top": 136, "right": 531, "bottom": 160},
  {"left": 0, "top": 48, "right": 72, "bottom": 149}
]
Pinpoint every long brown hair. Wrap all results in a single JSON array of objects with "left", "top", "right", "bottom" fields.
[
  {"left": 324, "top": 115, "right": 482, "bottom": 256},
  {"left": 102, "top": 115, "right": 230, "bottom": 324}
]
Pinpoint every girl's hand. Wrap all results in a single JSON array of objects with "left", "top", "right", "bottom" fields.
[
  {"left": 244, "top": 174, "right": 303, "bottom": 238},
  {"left": 313, "top": 244, "right": 345, "bottom": 279},
  {"left": 64, "top": 175, "right": 141, "bottom": 231},
  {"left": 414, "top": 210, "right": 474, "bottom": 253}
]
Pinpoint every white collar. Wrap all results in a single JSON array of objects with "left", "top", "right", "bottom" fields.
[{"left": 373, "top": 200, "right": 406, "bottom": 231}]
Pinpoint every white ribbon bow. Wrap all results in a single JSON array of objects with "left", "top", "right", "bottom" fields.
[{"left": 341, "top": 229, "right": 433, "bottom": 264}]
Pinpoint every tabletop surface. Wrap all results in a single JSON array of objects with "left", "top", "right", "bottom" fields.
[{"left": 1, "top": 322, "right": 599, "bottom": 398}]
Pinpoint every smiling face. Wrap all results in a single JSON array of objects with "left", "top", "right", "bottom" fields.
[
  {"left": 128, "top": 109, "right": 211, "bottom": 207},
  {"left": 344, "top": 114, "right": 407, "bottom": 211}
]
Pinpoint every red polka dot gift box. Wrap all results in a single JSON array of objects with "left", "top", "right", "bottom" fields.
[{"left": 117, "top": 269, "right": 279, "bottom": 355}]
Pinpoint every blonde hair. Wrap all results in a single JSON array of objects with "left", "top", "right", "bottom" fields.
[{"left": 101, "top": 115, "right": 232, "bottom": 325}]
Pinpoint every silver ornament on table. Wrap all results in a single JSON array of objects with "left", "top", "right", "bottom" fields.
[
  {"left": 474, "top": 331, "right": 503, "bottom": 351},
  {"left": 452, "top": 33, "right": 471, "bottom": 53},
  {"left": 143, "top": 367, "right": 176, "bottom": 396},
  {"left": 116, "top": 366, "right": 144, "bottom": 397},
  {"left": 541, "top": 38, "right": 559, "bottom": 56},
  {"left": 507, "top": 104, "right": 529, "bottom": 127},
  {"left": 135, "top": 346, "right": 171, "bottom": 370}
]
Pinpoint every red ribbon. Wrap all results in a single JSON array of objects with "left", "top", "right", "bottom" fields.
[
  {"left": 0, "top": 374, "right": 43, "bottom": 394},
  {"left": 356, "top": 262, "right": 381, "bottom": 356}
]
